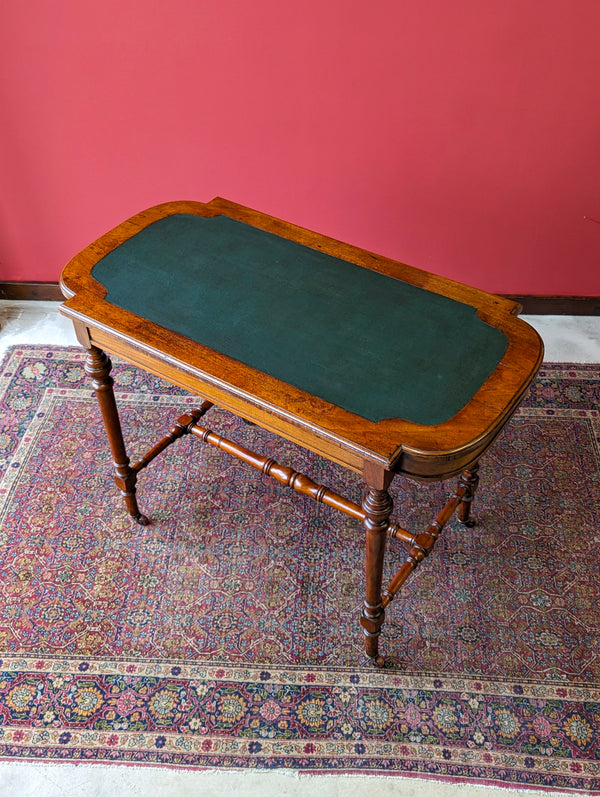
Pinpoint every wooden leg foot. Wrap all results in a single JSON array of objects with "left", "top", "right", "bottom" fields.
[
  {"left": 457, "top": 462, "right": 480, "bottom": 527},
  {"left": 363, "top": 626, "right": 386, "bottom": 667},
  {"left": 134, "top": 513, "right": 150, "bottom": 526}
]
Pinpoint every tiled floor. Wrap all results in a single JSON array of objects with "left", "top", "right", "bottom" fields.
[{"left": 0, "top": 301, "right": 598, "bottom": 796}]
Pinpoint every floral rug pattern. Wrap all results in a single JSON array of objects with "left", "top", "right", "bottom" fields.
[{"left": 0, "top": 346, "right": 599, "bottom": 791}]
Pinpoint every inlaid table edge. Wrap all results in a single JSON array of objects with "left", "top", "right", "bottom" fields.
[
  {"left": 59, "top": 196, "right": 544, "bottom": 482},
  {"left": 60, "top": 197, "right": 543, "bottom": 479}
]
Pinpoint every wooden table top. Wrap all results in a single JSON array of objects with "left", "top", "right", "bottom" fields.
[{"left": 60, "top": 198, "right": 544, "bottom": 480}]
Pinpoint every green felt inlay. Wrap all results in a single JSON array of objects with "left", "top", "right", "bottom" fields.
[{"left": 91, "top": 214, "right": 508, "bottom": 425}]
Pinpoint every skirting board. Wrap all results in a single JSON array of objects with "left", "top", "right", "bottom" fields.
[{"left": 1, "top": 281, "right": 599, "bottom": 315}]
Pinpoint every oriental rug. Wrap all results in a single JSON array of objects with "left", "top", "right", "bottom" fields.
[{"left": 0, "top": 345, "right": 599, "bottom": 792}]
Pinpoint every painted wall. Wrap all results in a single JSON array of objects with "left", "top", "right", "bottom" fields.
[{"left": 1, "top": 0, "right": 599, "bottom": 294}]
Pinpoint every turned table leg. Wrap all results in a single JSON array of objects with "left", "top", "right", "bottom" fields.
[
  {"left": 457, "top": 461, "right": 480, "bottom": 527},
  {"left": 360, "top": 473, "right": 394, "bottom": 668},
  {"left": 84, "top": 346, "right": 149, "bottom": 525}
]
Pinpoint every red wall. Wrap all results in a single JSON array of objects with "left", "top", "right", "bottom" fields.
[{"left": 2, "top": 0, "right": 599, "bottom": 294}]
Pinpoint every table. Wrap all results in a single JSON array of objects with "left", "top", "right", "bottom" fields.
[{"left": 59, "top": 198, "right": 544, "bottom": 666}]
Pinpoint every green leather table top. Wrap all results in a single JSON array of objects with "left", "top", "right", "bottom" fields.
[{"left": 91, "top": 214, "right": 508, "bottom": 425}]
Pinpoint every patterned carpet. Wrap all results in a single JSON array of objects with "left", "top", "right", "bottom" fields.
[{"left": 0, "top": 345, "right": 599, "bottom": 791}]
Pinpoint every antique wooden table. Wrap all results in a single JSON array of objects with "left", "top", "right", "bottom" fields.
[{"left": 60, "top": 198, "right": 544, "bottom": 666}]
